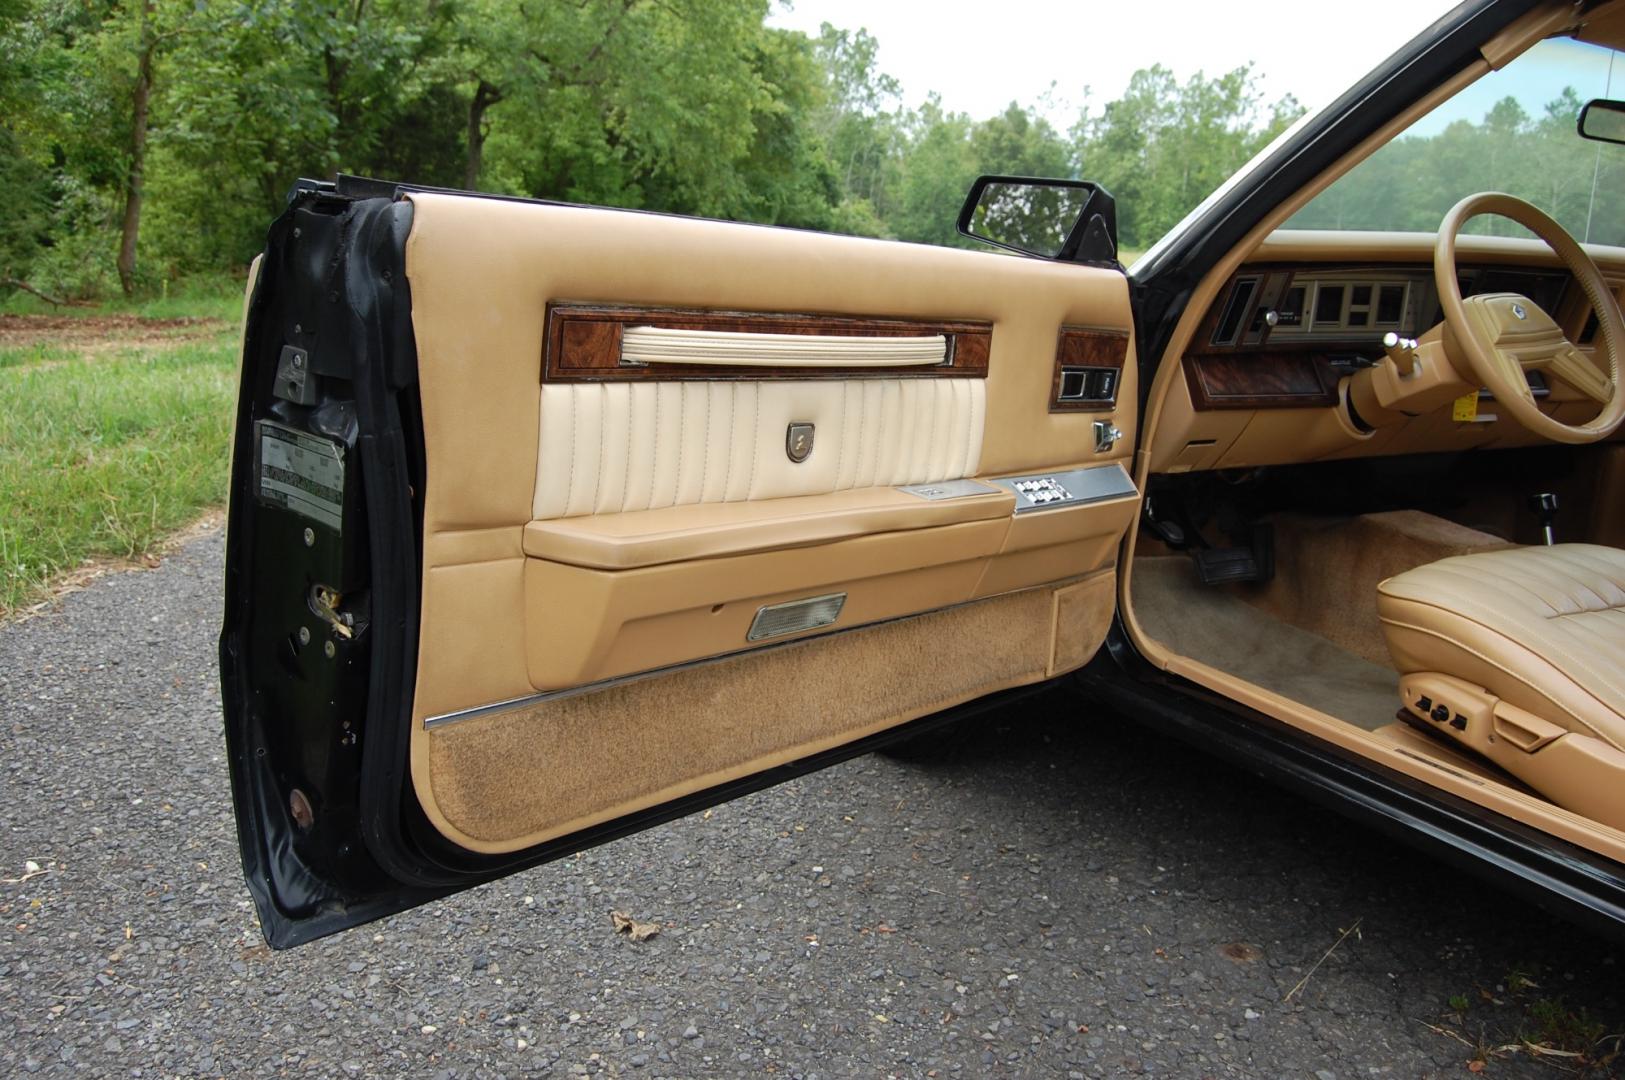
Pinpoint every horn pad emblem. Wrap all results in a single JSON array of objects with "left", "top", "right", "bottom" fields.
[{"left": 786, "top": 422, "right": 815, "bottom": 463}]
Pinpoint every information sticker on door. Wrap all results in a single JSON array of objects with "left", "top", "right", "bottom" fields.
[{"left": 255, "top": 420, "right": 345, "bottom": 532}]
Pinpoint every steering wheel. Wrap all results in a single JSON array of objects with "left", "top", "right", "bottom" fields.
[{"left": 1436, "top": 192, "right": 1625, "bottom": 444}]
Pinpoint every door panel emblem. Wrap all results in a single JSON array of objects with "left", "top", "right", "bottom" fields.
[{"left": 786, "top": 422, "right": 815, "bottom": 463}]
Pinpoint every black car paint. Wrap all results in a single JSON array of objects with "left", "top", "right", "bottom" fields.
[{"left": 221, "top": 0, "right": 1625, "bottom": 948}]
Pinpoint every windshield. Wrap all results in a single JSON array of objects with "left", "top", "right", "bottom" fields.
[{"left": 1285, "top": 38, "right": 1625, "bottom": 246}]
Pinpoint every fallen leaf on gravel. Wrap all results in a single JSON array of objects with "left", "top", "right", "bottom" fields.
[
  {"left": 1218, "top": 942, "right": 1263, "bottom": 963},
  {"left": 610, "top": 910, "right": 660, "bottom": 941}
]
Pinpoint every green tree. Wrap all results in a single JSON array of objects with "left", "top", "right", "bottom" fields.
[
  {"left": 5, "top": 3, "right": 1455, "bottom": 301},
  {"left": 1076, "top": 64, "right": 1301, "bottom": 249},
  {"left": 885, "top": 96, "right": 976, "bottom": 246},
  {"left": 1287, "top": 87, "right": 1625, "bottom": 247},
  {"left": 0, "top": 0, "right": 56, "bottom": 295},
  {"left": 811, "top": 23, "right": 900, "bottom": 234},
  {"left": 471, "top": 0, "right": 780, "bottom": 218}
]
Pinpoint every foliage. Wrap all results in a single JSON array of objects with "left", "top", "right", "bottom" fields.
[
  {"left": 1075, "top": 64, "right": 1301, "bottom": 249},
  {"left": 1289, "top": 88, "right": 1625, "bottom": 247},
  {"left": 0, "top": 1, "right": 1615, "bottom": 297}
]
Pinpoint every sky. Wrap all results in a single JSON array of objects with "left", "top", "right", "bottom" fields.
[{"left": 766, "top": 0, "right": 1467, "bottom": 125}]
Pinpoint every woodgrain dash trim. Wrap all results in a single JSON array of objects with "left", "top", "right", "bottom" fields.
[
  {"left": 1183, "top": 353, "right": 1339, "bottom": 410},
  {"left": 544, "top": 303, "right": 992, "bottom": 382},
  {"left": 1049, "top": 326, "right": 1129, "bottom": 413}
]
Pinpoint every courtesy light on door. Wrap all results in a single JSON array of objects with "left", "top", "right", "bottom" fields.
[
  {"left": 746, "top": 593, "right": 847, "bottom": 642},
  {"left": 621, "top": 326, "right": 947, "bottom": 367}
]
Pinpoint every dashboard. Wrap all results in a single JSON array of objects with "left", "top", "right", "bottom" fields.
[
  {"left": 1186, "top": 264, "right": 1573, "bottom": 411},
  {"left": 1150, "top": 231, "right": 1623, "bottom": 475}
]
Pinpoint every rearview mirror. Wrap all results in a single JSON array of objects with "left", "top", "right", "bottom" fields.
[
  {"left": 956, "top": 175, "right": 1118, "bottom": 266},
  {"left": 1579, "top": 98, "right": 1625, "bottom": 146}
]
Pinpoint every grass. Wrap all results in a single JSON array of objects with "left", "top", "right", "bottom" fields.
[
  {"left": 0, "top": 273, "right": 246, "bottom": 322},
  {"left": 0, "top": 343, "right": 81, "bottom": 370},
  {"left": 0, "top": 322, "right": 239, "bottom": 617},
  {"left": 1432, "top": 967, "right": 1624, "bottom": 1076}
]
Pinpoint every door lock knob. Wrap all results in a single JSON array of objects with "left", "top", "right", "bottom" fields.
[{"left": 1094, "top": 420, "right": 1123, "bottom": 453}]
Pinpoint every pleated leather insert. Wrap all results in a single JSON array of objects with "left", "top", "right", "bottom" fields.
[{"left": 533, "top": 378, "right": 986, "bottom": 520}]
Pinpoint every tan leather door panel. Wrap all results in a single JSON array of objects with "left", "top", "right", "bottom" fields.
[{"left": 403, "top": 191, "right": 1140, "bottom": 853}]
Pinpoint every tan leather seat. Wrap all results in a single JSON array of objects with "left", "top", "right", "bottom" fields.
[{"left": 1378, "top": 544, "right": 1625, "bottom": 829}]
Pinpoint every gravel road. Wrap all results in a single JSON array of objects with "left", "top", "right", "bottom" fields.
[{"left": 2, "top": 526, "right": 1621, "bottom": 1078}]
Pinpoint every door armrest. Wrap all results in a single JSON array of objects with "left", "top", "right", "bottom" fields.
[{"left": 523, "top": 485, "right": 1016, "bottom": 570}]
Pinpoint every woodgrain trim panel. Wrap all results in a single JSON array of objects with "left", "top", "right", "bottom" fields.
[
  {"left": 1183, "top": 352, "right": 1340, "bottom": 410},
  {"left": 1049, "top": 326, "right": 1129, "bottom": 413},
  {"left": 544, "top": 303, "right": 992, "bottom": 382}
]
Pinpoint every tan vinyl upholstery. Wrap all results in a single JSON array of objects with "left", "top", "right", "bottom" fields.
[
  {"left": 401, "top": 191, "right": 1141, "bottom": 853},
  {"left": 524, "top": 485, "right": 1015, "bottom": 569},
  {"left": 1378, "top": 544, "right": 1625, "bottom": 828}
]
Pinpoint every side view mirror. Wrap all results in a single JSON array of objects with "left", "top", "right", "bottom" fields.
[
  {"left": 956, "top": 175, "right": 1119, "bottom": 266},
  {"left": 1579, "top": 98, "right": 1625, "bottom": 146}
]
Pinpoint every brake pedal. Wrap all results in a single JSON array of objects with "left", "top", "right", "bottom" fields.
[
  {"left": 1192, "top": 547, "right": 1260, "bottom": 584},
  {"left": 1190, "top": 523, "right": 1274, "bottom": 585}
]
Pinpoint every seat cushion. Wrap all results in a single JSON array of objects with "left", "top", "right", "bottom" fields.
[{"left": 1377, "top": 544, "right": 1625, "bottom": 749}]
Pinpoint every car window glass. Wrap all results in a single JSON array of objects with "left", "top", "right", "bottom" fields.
[{"left": 1285, "top": 39, "right": 1625, "bottom": 246}]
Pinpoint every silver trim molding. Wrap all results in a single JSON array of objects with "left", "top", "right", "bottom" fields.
[
  {"left": 421, "top": 585, "right": 1060, "bottom": 731},
  {"left": 986, "top": 463, "right": 1138, "bottom": 514}
]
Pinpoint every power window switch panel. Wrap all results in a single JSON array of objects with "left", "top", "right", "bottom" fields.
[{"left": 987, "top": 463, "right": 1138, "bottom": 514}]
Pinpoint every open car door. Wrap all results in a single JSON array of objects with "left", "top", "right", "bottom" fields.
[{"left": 220, "top": 179, "right": 1142, "bottom": 946}]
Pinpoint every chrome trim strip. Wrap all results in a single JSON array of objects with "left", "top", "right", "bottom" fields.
[{"left": 421, "top": 582, "right": 1068, "bottom": 731}]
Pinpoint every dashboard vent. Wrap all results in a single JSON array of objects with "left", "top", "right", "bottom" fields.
[{"left": 1212, "top": 277, "right": 1258, "bottom": 346}]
